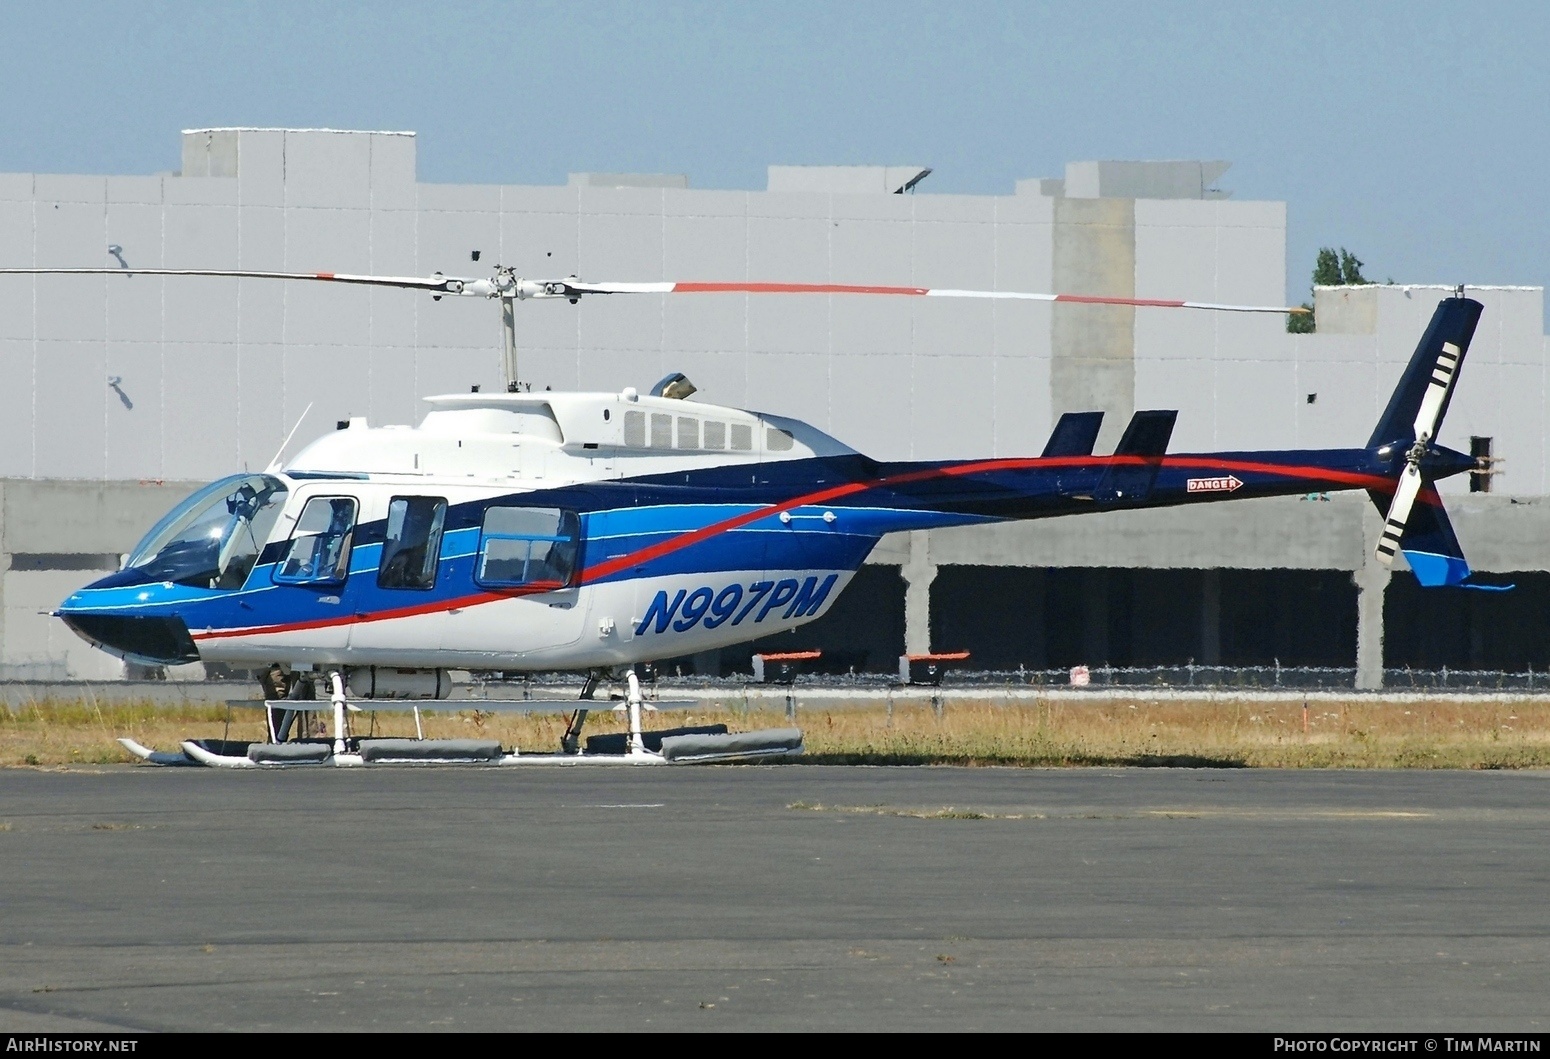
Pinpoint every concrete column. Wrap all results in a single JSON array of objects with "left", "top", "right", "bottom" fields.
[
  {"left": 1200, "top": 569, "right": 1221, "bottom": 666},
  {"left": 902, "top": 530, "right": 936, "bottom": 656},
  {"left": 1353, "top": 521, "right": 1390, "bottom": 689},
  {"left": 1051, "top": 197, "right": 1137, "bottom": 454}
]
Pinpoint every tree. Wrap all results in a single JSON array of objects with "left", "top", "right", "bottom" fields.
[{"left": 1287, "top": 246, "right": 1370, "bottom": 333}]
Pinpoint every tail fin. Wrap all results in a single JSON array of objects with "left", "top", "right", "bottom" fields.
[
  {"left": 1096, "top": 410, "right": 1176, "bottom": 502},
  {"left": 1368, "top": 296, "right": 1483, "bottom": 449},
  {"left": 1366, "top": 295, "right": 1507, "bottom": 589},
  {"left": 1042, "top": 411, "right": 1104, "bottom": 457}
]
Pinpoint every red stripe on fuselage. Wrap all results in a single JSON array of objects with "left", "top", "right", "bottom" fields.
[{"left": 192, "top": 453, "right": 1401, "bottom": 642}]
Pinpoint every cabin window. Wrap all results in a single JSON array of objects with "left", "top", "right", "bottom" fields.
[
  {"left": 476, "top": 507, "right": 580, "bottom": 589},
  {"left": 377, "top": 496, "right": 447, "bottom": 590},
  {"left": 703, "top": 421, "right": 726, "bottom": 449},
  {"left": 274, "top": 496, "right": 357, "bottom": 584},
  {"left": 677, "top": 416, "right": 700, "bottom": 449},
  {"left": 730, "top": 423, "right": 753, "bottom": 451},
  {"left": 650, "top": 413, "right": 673, "bottom": 448},
  {"left": 766, "top": 426, "right": 795, "bottom": 452},
  {"left": 623, "top": 410, "right": 646, "bottom": 447}
]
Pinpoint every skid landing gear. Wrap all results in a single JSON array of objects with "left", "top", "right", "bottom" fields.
[{"left": 120, "top": 667, "right": 805, "bottom": 768}]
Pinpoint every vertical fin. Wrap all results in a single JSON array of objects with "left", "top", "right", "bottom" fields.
[
  {"left": 1041, "top": 411, "right": 1104, "bottom": 457},
  {"left": 1096, "top": 410, "right": 1176, "bottom": 502}
]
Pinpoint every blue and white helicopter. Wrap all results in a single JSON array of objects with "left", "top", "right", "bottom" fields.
[{"left": 1, "top": 265, "right": 1491, "bottom": 765}]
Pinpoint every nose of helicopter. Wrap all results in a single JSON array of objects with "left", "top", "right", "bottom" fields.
[{"left": 55, "top": 583, "right": 201, "bottom": 665}]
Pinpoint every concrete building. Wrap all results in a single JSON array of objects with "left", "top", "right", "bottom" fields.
[{"left": 2, "top": 128, "right": 1548, "bottom": 685}]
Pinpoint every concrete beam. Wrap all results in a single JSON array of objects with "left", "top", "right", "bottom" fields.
[{"left": 1, "top": 479, "right": 204, "bottom": 555}]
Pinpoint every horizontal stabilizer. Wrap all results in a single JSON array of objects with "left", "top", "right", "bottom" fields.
[
  {"left": 1042, "top": 412, "right": 1104, "bottom": 457},
  {"left": 1113, "top": 410, "right": 1177, "bottom": 457}
]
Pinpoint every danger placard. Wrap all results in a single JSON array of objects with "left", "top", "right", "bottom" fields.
[{"left": 1187, "top": 475, "right": 1243, "bottom": 494}]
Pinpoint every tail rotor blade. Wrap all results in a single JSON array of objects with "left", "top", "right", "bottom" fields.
[
  {"left": 1375, "top": 463, "right": 1424, "bottom": 566},
  {"left": 1412, "top": 340, "right": 1463, "bottom": 444}
]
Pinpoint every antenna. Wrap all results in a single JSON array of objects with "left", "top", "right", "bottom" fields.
[{"left": 265, "top": 401, "right": 315, "bottom": 473}]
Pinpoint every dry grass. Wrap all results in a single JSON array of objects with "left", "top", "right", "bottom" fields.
[{"left": 3, "top": 695, "right": 1550, "bottom": 769}]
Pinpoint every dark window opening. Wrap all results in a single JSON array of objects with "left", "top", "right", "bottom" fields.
[
  {"left": 1470, "top": 436, "right": 1494, "bottom": 493},
  {"left": 377, "top": 497, "right": 447, "bottom": 590}
]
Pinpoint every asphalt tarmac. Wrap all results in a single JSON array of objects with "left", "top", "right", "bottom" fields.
[{"left": 1, "top": 765, "right": 1547, "bottom": 1032}]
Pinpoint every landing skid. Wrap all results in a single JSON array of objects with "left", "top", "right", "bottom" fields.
[{"left": 119, "top": 670, "right": 803, "bottom": 768}]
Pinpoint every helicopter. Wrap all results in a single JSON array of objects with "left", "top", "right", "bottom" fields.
[{"left": 0, "top": 264, "right": 1493, "bottom": 764}]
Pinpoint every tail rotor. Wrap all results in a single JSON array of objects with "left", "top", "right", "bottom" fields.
[{"left": 1371, "top": 300, "right": 1480, "bottom": 568}]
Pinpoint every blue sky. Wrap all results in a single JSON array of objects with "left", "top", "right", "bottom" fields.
[{"left": 3, "top": 1, "right": 1547, "bottom": 301}]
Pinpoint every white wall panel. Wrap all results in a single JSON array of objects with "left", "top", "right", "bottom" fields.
[
  {"left": 368, "top": 134, "right": 417, "bottom": 211},
  {"left": 499, "top": 209, "right": 580, "bottom": 279},
  {"left": 363, "top": 343, "right": 420, "bottom": 429},
  {"left": 284, "top": 132, "right": 371, "bottom": 209},
  {"left": 0, "top": 340, "right": 34, "bottom": 476},
  {"left": 991, "top": 221, "right": 1054, "bottom": 296},
  {"left": 412, "top": 344, "right": 501, "bottom": 402},
  {"left": 32, "top": 175, "right": 105, "bottom": 204},
  {"left": 235, "top": 130, "right": 285, "bottom": 208},
  {"left": 1134, "top": 357, "right": 1218, "bottom": 452},
  {"left": 662, "top": 214, "right": 747, "bottom": 354},
  {"left": 1213, "top": 359, "right": 1298, "bottom": 450},
  {"left": 0, "top": 204, "right": 34, "bottom": 340},
  {"left": 237, "top": 341, "right": 288, "bottom": 470},
  {"left": 161, "top": 341, "right": 239, "bottom": 479},
  {"left": 991, "top": 352, "right": 1051, "bottom": 458},
  {"left": 103, "top": 340, "right": 162, "bottom": 478},
  {"left": 830, "top": 296, "right": 911, "bottom": 357},
  {"left": 828, "top": 352, "right": 911, "bottom": 457},
  {"left": 517, "top": 346, "right": 582, "bottom": 397},
  {"left": 34, "top": 339, "right": 106, "bottom": 478},
  {"left": 106, "top": 176, "right": 162, "bottom": 206},
  {"left": 1292, "top": 358, "right": 1380, "bottom": 450},
  {"left": 914, "top": 354, "right": 994, "bottom": 460},
  {"left": 103, "top": 205, "right": 165, "bottom": 343}
]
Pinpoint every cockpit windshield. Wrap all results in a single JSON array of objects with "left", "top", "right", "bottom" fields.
[{"left": 125, "top": 474, "right": 289, "bottom": 589}]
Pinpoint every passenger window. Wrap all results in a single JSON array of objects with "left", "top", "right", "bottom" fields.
[
  {"left": 623, "top": 410, "right": 646, "bottom": 447},
  {"left": 677, "top": 416, "right": 699, "bottom": 449},
  {"left": 275, "top": 496, "right": 357, "bottom": 584},
  {"left": 476, "top": 507, "right": 580, "bottom": 589},
  {"left": 377, "top": 497, "right": 447, "bottom": 590}
]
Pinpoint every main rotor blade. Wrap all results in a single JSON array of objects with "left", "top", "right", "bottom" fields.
[
  {"left": 0, "top": 268, "right": 1311, "bottom": 314},
  {"left": 0, "top": 267, "right": 486, "bottom": 295},
  {"left": 1374, "top": 462, "right": 1424, "bottom": 566},
  {"left": 563, "top": 279, "right": 1309, "bottom": 315}
]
